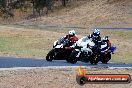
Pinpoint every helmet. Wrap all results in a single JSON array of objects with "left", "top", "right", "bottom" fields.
[
  {"left": 102, "top": 36, "right": 108, "bottom": 42},
  {"left": 92, "top": 29, "right": 100, "bottom": 37},
  {"left": 69, "top": 30, "right": 76, "bottom": 36}
]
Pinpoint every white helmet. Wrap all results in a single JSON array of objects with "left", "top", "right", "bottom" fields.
[{"left": 69, "top": 30, "right": 76, "bottom": 36}]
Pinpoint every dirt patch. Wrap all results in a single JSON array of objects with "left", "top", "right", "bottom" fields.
[
  {"left": 16, "top": 0, "right": 132, "bottom": 28},
  {"left": 0, "top": 68, "right": 132, "bottom": 88}
]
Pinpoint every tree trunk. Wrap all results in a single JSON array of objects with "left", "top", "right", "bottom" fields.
[{"left": 62, "top": 0, "right": 66, "bottom": 7}]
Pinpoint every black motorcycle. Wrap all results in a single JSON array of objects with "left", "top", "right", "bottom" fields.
[{"left": 46, "top": 37, "right": 74, "bottom": 62}]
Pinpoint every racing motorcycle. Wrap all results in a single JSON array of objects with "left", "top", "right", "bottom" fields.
[
  {"left": 67, "top": 36, "right": 98, "bottom": 64},
  {"left": 68, "top": 36, "right": 116, "bottom": 64},
  {"left": 89, "top": 39, "right": 117, "bottom": 64},
  {"left": 99, "top": 43, "right": 116, "bottom": 64},
  {"left": 46, "top": 37, "right": 74, "bottom": 62}
]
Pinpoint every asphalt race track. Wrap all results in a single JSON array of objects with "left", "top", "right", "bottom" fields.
[{"left": 0, "top": 57, "right": 132, "bottom": 70}]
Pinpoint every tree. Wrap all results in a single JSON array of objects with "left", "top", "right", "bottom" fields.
[
  {"left": 0, "top": 0, "right": 70, "bottom": 19},
  {"left": 0, "top": 0, "right": 14, "bottom": 19},
  {"left": 61, "top": 0, "right": 69, "bottom": 7},
  {"left": 32, "top": 0, "right": 54, "bottom": 16}
]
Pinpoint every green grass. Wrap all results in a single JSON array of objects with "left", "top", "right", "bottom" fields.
[
  {"left": 0, "top": 29, "right": 55, "bottom": 58},
  {"left": 0, "top": 35, "right": 50, "bottom": 58}
]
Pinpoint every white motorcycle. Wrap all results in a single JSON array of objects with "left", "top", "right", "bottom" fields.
[{"left": 67, "top": 36, "right": 98, "bottom": 64}]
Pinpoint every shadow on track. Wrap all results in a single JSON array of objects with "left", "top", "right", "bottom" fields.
[{"left": 0, "top": 57, "right": 132, "bottom": 68}]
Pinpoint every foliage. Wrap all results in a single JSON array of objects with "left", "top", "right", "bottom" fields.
[{"left": 0, "top": 0, "right": 69, "bottom": 19}]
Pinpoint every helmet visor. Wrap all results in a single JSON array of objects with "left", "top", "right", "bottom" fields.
[{"left": 93, "top": 33, "right": 99, "bottom": 37}]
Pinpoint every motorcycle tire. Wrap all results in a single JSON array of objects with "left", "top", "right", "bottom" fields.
[
  {"left": 81, "top": 57, "right": 89, "bottom": 63},
  {"left": 66, "top": 58, "right": 71, "bottom": 63},
  {"left": 46, "top": 49, "right": 56, "bottom": 61},
  {"left": 68, "top": 50, "right": 78, "bottom": 64},
  {"left": 90, "top": 54, "right": 99, "bottom": 65},
  {"left": 101, "top": 53, "right": 111, "bottom": 64}
]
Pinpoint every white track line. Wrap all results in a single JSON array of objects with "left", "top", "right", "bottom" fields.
[{"left": 0, "top": 66, "right": 132, "bottom": 71}]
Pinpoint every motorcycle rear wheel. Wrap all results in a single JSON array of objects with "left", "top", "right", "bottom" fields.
[
  {"left": 100, "top": 53, "right": 111, "bottom": 64},
  {"left": 90, "top": 54, "right": 99, "bottom": 65},
  {"left": 68, "top": 50, "right": 78, "bottom": 64}
]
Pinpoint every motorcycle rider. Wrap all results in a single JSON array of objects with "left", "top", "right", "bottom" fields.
[
  {"left": 101, "top": 36, "right": 111, "bottom": 52},
  {"left": 64, "top": 30, "right": 78, "bottom": 49},
  {"left": 87, "top": 28, "right": 101, "bottom": 49}
]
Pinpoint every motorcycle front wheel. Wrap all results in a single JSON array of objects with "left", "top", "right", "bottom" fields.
[{"left": 46, "top": 49, "right": 56, "bottom": 61}]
